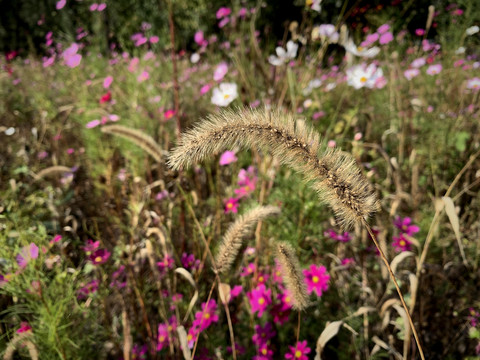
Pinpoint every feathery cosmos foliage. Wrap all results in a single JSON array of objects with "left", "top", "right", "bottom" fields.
[
  {"left": 101, "top": 125, "right": 164, "bottom": 163},
  {"left": 215, "top": 205, "right": 280, "bottom": 273},
  {"left": 276, "top": 242, "right": 309, "bottom": 311},
  {"left": 168, "top": 107, "right": 379, "bottom": 228}
]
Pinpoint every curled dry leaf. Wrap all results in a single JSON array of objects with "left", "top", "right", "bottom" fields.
[
  {"left": 174, "top": 267, "right": 198, "bottom": 322},
  {"left": 390, "top": 251, "right": 415, "bottom": 275},
  {"left": 218, "top": 283, "right": 231, "bottom": 304},
  {"left": 176, "top": 325, "right": 191, "bottom": 360},
  {"left": 314, "top": 320, "right": 343, "bottom": 360},
  {"left": 442, "top": 196, "right": 467, "bottom": 265}
]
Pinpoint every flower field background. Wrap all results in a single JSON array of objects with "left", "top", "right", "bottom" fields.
[{"left": 1, "top": 0, "right": 480, "bottom": 359}]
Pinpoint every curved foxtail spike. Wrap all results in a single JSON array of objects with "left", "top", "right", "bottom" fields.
[
  {"left": 168, "top": 107, "right": 379, "bottom": 228},
  {"left": 215, "top": 205, "right": 280, "bottom": 274}
]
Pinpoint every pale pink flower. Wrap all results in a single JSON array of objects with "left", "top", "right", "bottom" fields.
[
  {"left": 137, "top": 71, "right": 149, "bottom": 82},
  {"left": 213, "top": 62, "right": 228, "bottom": 82},
  {"left": 379, "top": 32, "right": 394, "bottom": 45},
  {"left": 404, "top": 68, "right": 420, "bottom": 80},
  {"left": 377, "top": 24, "right": 390, "bottom": 34},
  {"left": 103, "top": 75, "right": 113, "bottom": 89},
  {"left": 219, "top": 150, "right": 237, "bottom": 165},
  {"left": 56, "top": 0, "right": 66, "bottom": 10},
  {"left": 97, "top": 3, "right": 106, "bottom": 11},
  {"left": 89, "top": 3, "right": 98, "bottom": 11},
  {"left": 426, "top": 64, "right": 442, "bottom": 75}
]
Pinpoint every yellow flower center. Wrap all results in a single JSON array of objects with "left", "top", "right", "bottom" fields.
[
  {"left": 224, "top": 94, "right": 230, "bottom": 100},
  {"left": 204, "top": 313, "right": 210, "bottom": 319},
  {"left": 187, "top": 334, "right": 192, "bottom": 341},
  {"left": 285, "top": 296, "right": 291, "bottom": 303},
  {"left": 159, "top": 336, "right": 165, "bottom": 342},
  {"left": 258, "top": 298, "right": 265, "bottom": 305},
  {"left": 227, "top": 203, "right": 233, "bottom": 209},
  {"left": 95, "top": 256, "right": 103, "bottom": 263},
  {"left": 262, "top": 348, "right": 267, "bottom": 355},
  {"left": 360, "top": 76, "right": 367, "bottom": 83},
  {"left": 259, "top": 276, "right": 264, "bottom": 282},
  {"left": 244, "top": 185, "right": 250, "bottom": 191},
  {"left": 295, "top": 350, "right": 302, "bottom": 358},
  {"left": 312, "top": 275, "right": 319, "bottom": 283},
  {"left": 399, "top": 240, "right": 406, "bottom": 247}
]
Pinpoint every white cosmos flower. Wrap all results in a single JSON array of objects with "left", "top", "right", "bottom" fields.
[
  {"left": 346, "top": 63, "right": 384, "bottom": 89},
  {"left": 343, "top": 38, "right": 380, "bottom": 58},
  {"left": 312, "top": 24, "right": 339, "bottom": 43},
  {"left": 268, "top": 41, "right": 298, "bottom": 66},
  {"left": 466, "top": 25, "right": 479, "bottom": 36},
  {"left": 211, "top": 82, "right": 238, "bottom": 107},
  {"left": 190, "top": 53, "right": 200, "bottom": 63}
]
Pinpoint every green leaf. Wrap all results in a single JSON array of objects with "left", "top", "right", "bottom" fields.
[{"left": 454, "top": 131, "right": 469, "bottom": 152}]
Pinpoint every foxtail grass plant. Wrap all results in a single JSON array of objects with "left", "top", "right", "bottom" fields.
[{"left": 168, "top": 106, "right": 425, "bottom": 359}]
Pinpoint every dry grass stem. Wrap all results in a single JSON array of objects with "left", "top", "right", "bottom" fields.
[
  {"left": 215, "top": 205, "right": 280, "bottom": 273},
  {"left": 101, "top": 124, "right": 164, "bottom": 163},
  {"left": 4, "top": 332, "right": 39, "bottom": 360},
  {"left": 168, "top": 107, "right": 379, "bottom": 228},
  {"left": 276, "top": 242, "right": 309, "bottom": 311}
]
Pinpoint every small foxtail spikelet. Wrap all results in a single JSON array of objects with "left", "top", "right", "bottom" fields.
[
  {"left": 215, "top": 205, "right": 280, "bottom": 273},
  {"left": 4, "top": 332, "right": 39, "bottom": 360},
  {"left": 101, "top": 125, "right": 164, "bottom": 163},
  {"left": 168, "top": 107, "right": 379, "bottom": 228},
  {"left": 276, "top": 242, "right": 309, "bottom": 311}
]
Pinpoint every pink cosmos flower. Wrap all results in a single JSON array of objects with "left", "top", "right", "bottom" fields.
[
  {"left": 16, "top": 243, "right": 39, "bottom": 268},
  {"left": 49, "top": 235, "right": 62, "bottom": 245},
  {"left": 230, "top": 285, "right": 243, "bottom": 298},
  {"left": 285, "top": 340, "right": 311, "bottom": 360},
  {"left": 194, "top": 31, "right": 208, "bottom": 46},
  {"left": 254, "top": 343, "right": 274, "bottom": 360},
  {"left": 181, "top": 253, "right": 200, "bottom": 271},
  {"left": 128, "top": 57, "right": 139, "bottom": 72},
  {"left": 17, "top": 322, "right": 32, "bottom": 334},
  {"left": 56, "top": 0, "right": 66, "bottom": 10},
  {"left": 137, "top": 71, "right": 149, "bottom": 82},
  {"left": 341, "top": 257, "right": 355, "bottom": 266},
  {"left": 252, "top": 322, "right": 276, "bottom": 347},
  {"left": 163, "top": 109, "right": 176, "bottom": 120},
  {"left": 219, "top": 150, "right": 237, "bottom": 165},
  {"left": 303, "top": 264, "right": 330, "bottom": 296},
  {"left": 379, "top": 32, "right": 394, "bottom": 45},
  {"left": 150, "top": 36, "right": 159, "bottom": 44},
  {"left": 394, "top": 217, "right": 419, "bottom": 236},
  {"left": 411, "top": 57, "right": 426, "bottom": 68},
  {"left": 216, "top": 7, "right": 231, "bottom": 19},
  {"left": 218, "top": 17, "right": 230, "bottom": 28},
  {"left": 234, "top": 177, "right": 255, "bottom": 198},
  {"left": 43, "top": 56, "right": 55, "bottom": 68},
  {"left": 82, "top": 239, "right": 99, "bottom": 254},
  {"left": 103, "top": 75, "right": 113, "bottom": 89},
  {"left": 157, "top": 254, "right": 175, "bottom": 273},
  {"left": 224, "top": 197, "right": 240, "bottom": 214},
  {"left": 324, "top": 229, "right": 351, "bottom": 242},
  {"left": 213, "top": 62, "right": 228, "bottom": 81},
  {"left": 77, "top": 279, "right": 99, "bottom": 299},
  {"left": 426, "top": 64, "right": 442, "bottom": 75},
  {"left": 192, "top": 299, "right": 219, "bottom": 331},
  {"left": 247, "top": 284, "right": 272, "bottom": 318},
  {"left": 97, "top": 3, "right": 106, "bottom": 11},
  {"left": 404, "top": 68, "right": 420, "bottom": 80},
  {"left": 110, "top": 265, "right": 127, "bottom": 289},
  {"left": 157, "top": 323, "right": 169, "bottom": 351},
  {"left": 240, "top": 262, "right": 256, "bottom": 276},
  {"left": 377, "top": 24, "right": 390, "bottom": 34},
  {"left": 466, "top": 77, "right": 480, "bottom": 91},
  {"left": 200, "top": 84, "right": 211, "bottom": 95},
  {"left": 415, "top": 29, "right": 425, "bottom": 36},
  {"left": 89, "top": 3, "right": 98, "bottom": 11},
  {"left": 392, "top": 234, "right": 412, "bottom": 252}
]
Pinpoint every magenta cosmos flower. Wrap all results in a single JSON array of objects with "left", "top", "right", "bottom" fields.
[
  {"left": 303, "top": 264, "right": 330, "bottom": 296},
  {"left": 252, "top": 322, "right": 276, "bottom": 347},
  {"left": 88, "top": 248, "right": 110, "bottom": 265},
  {"left": 285, "top": 340, "right": 311, "bottom": 360},
  {"left": 224, "top": 197, "right": 240, "bottom": 213},
  {"left": 394, "top": 216, "right": 419, "bottom": 236},
  {"left": 392, "top": 234, "right": 412, "bottom": 252},
  {"left": 247, "top": 284, "right": 272, "bottom": 318}
]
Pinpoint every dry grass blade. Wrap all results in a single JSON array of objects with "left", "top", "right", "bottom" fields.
[
  {"left": 314, "top": 320, "right": 343, "bottom": 360},
  {"left": 276, "top": 242, "right": 309, "bottom": 310},
  {"left": 101, "top": 124, "right": 164, "bottom": 163},
  {"left": 168, "top": 107, "right": 379, "bottom": 228},
  {"left": 175, "top": 267, "right": 199, "bottom": 322},
  {"left": 215, "top": 205, "right": 280, "bottom": 273},
  {"left": 33, "top": 166, "right": 72, "bottom": 180}
]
